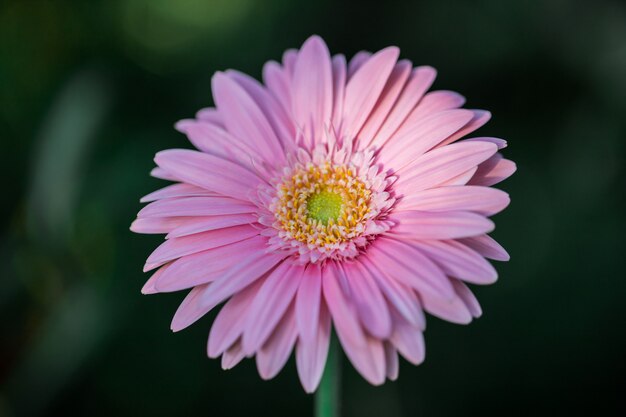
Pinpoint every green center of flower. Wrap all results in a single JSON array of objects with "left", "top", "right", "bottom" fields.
[{"left": 306, "top": 190, "right": 343, "bottom": 224}]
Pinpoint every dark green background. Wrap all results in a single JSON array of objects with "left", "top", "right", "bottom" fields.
[{"left": 1, "top": 0, "right": 625, "bottom": 416}]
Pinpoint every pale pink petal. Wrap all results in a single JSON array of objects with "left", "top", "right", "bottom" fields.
[
  {"left": 357, "top": 60, "right": 412, "bottom": 146},
  {"left": 389, "top": 311, "right": 426, "bottom": 365},
  {"left": 137, "top": 196, "right": 256, "bottom": 218},
  {"left": 322, "top": 262, "right": 367, "bottom": 348},
  {"left": 381, "top": 109, "right": 477, "bottom": 172},
  {"left": 208, "top": 278, "right": 265, "bottom": 358},
  {"left": 331, "top": 54, "right": 347, "bottom": 132},
  {"left": 390, "top": 210, "right": 494, "bottom": 240},
  {"left": 263, "top": 60, "right": 292, "bottom": 115},
  {"left": 360, "top": 256, "right": 425, "bottom": 329},
  {"left": 368, "top": 65, "right": 437, "bottom": 149},
  {"left": 176, "top": 120, "right": 268, "bottom": 176},
  {"left": 221, "top": 340, "right": 246, "bottom": 370},
  {"left": 292, "top": 35, "right": 333, "bottom": 144},
  {"left": 155, "top": 149, "right": 263, "bottom": 201},
  {"left": 409, "top": 240, "right": 498, "bottom": 285},
  {"left": 384, "top": 342, "right": 399, "bottom": 381},
  {"left": 166, "top": 213, "right": 257, "bottom": 238},
  {"left": 342, "top": 47, "right": 399, "bottom": 138},
  {"left": 150, "top": 167, "right": 178, "bottom": 181},
  {"left": 366, "top": 237, "right": 454, "bottom": 300},
  {"left": 226, "top": 70, "right": 295, "bottom": 150},
  {"left": 337, "top": 333, "right": 386, "bottom": 386},
  {"left": 194, "top": 107, "right": 223, "bottom": 127},
  {"left": 170, "top": 253, "right": 285, "bottom": 332},
  {"left": 153, "top": 236, "right": 267, "bottom": 292},
  {"left": 347, "top": 51, "right": 371, "bottom": 78},
  {"left": 468, "top": 153, "right": 517, "bottom": 186},
  {"left": 144, "top": 225, "right": 259, "bottom": 271},
  {"left": 256, "top": 302, "right": 298, "bottom": 380},
  {"left": 296, "top": 303, "right": 331, "bottom": 393},
  {"left": 344, "top": 261, "right": 392, "bottom": 339},
  {"left": 242, "top": 262, "right": 302, "bottom": 354},
  {"left": 396, "top": 186, "right": 510, "bottom": 216},
  {"left": 452, "top": 279, "right": 482, "bottom": 318},
  {"left": 130, "top": 217, "right": 194, "bottom": 234},
  {"left": 460, "top": 235, "right": 510, "bottom": 261},
  {"left": 395, "top": 141, "right": 498, "bottom": 192},
  {"left": 212, "top": 72, "right": 284, "bottom": 162},
  {"left": 141, "top": 263, "right": 172, "bottom": 295},
  {"left": 437, "top": 110, "right": 492, "bottom": 147},
  {"left": 140, "top": 183, "right": 216, "bottom": 203},
  {"left": 295, "top": 264, "right": 322, "bottom": 344}
]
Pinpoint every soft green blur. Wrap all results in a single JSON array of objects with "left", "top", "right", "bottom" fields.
[{"left": 1, "top": 0, "right": 625, "bottom": 416}]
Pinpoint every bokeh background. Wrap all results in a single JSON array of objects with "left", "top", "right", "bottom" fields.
[{"left": 1, "top": 0, "right": 625, "bottom": 416}]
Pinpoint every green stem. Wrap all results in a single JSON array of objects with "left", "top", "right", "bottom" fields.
[{"left": 315, "top": 336, "right": 341, "bottom": 417}]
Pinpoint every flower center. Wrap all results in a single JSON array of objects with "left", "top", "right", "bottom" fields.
[
  {"left": 306, "top": 190, "right": 343, "bottom": 224},
  {"left": 263, "top": 145, "right": 395, "bottom": 263},
  {"left": 272, "top": 162, "right": 371, "bottom": 248}
]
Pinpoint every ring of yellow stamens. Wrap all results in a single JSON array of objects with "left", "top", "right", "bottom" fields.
[{"left": 274, "top": 162, "right": 372, "bottom": 249}]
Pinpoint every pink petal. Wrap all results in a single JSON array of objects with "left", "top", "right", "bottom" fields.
[
  {"left": 437, "top": 110, "right": 492, "bottom": 147},
  {"left": 366, "top": 237, "right": 454, "bottom": 300},
  {"left": 337, "top": 332, "right": 386, "bottom": 386},
  {"left": 347, "top": 51, "right": 371, "bottom": 78},
  {"left": 226, "top": 70, "right": 295, "bottom": 150},
  {"left": 154, "top": 149, "right": 263, "bottom": 201},
  {"left": 409, "top": 239, "right": 498, "bottom": 285},
  {"left": 390, "top": 210, "right": 494, "bottom": 240},
  {"left": 263, "top": 60, "right": 292, "bottom": 115},
  {"left": 208, "top": 278, "right": 265, "bottom": 358},
  {"left": 396, "top": 185, "right": 510, "bottom": 216},
  {"left": 468, "top": 153, "right": 517, "bottom": 186},
  {"left": 153, "top": 235, "right": 267, "bottom": 292},
  {"left": 256, "top": 302, "right": 299, "bottom": 380},
  {"left": 177, "top": 120, "right": 268, "bottom": 176},
  {"left": 295, "top": 303, "right": 331, "bottom": 393},
  {"left": 242, "top": 262, "right": 302, "bottom": 355},
  {"left": 140, "top": 183, "right": 216, "bottom": 203},
  {"left": 322, "top": 262, "right": 367, "bottom": 348},
  {"left": 452, "top": 279, "right": 482, "bottom": 318},
  {"left": 344, "top": 261, "right": 392, "bottom": 339},
  {"left": 166, "top": 213, "right": 257, "bottom": 238},
  {"left": 322, "top": 263, "right": 385, "bottom": 385},
  {"left": 369, "top": 65, "right": 437, "bottom": 150},
  {"left": 170, "top": 254, "right": 285, "bottom": 332},
  {"left": 212, "top": 72, "right": 284, "bottom": 163},
  {"left": 221, "top": 340, "right": 246, "bottom": 370},
  {"left": 395, "top": 141, "right": 498, "bottom": 192},
  {"left": 381, "top": 109, "right": 476, "bottom": 172},
  {"left": 137, "top": 196, "right": 256, "bottom": 218},
  {"left": 342, "top": 47, "right": 400, "bottom": 138},
  {"left": 359, "top": 256, "right": 425, "bottom": 329},
  {"left": 384, "top": 342, "right": 399, "bottom": 381},
  {"left": 144, "top": 225, "right": 259, "bottom": 271},
  {"left": 389, "top": 312, "right": 426, "bottom": 365},
  {"left": 292, "top": 35, "right": 333, "bottom": 144},
  {"left": 357, "top": 60, "right": 412, "bottom": 147},
  {"left": 141, "top": 263, "right": 171, "bottom": 295},
  {"left": 331, "top": 54, "right": 347, "bottom": 131},
  {"left": 130, "top": 217, "right": 195, "bottom": 234},
  {"left": 295, "top": 264, "right": 322, "bottom": 344},
  {"left": 460, "top": 235, "right": 510, "bottom": 261},
  {"left": 194, "top": 107, "right": 223, "bottom": 127}
]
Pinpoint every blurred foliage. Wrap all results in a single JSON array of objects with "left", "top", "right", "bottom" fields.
[{"left": 1, "top": 0, "right": 625, "bottom": 416}]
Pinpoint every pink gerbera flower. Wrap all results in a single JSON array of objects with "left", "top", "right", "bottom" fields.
[{"left": 131, "top": 35, "right": 515, "bottom": 392}]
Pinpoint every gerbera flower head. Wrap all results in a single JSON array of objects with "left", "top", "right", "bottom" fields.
[{"left": 132, "top": 35, "right": 516, "bottom": 392}]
